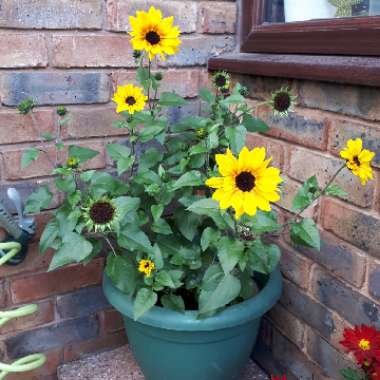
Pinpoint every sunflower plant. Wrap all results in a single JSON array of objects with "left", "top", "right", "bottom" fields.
[{"left": 21, "top": 6, "right": 375, "bottom": 320}]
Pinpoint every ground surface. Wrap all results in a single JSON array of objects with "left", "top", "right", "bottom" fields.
[{"left": 58, "top": 345, "right": 268, "bottom": 380}]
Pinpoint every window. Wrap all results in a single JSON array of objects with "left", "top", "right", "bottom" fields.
[
  {"left": 241, "top": 0, "right": 380, "bottom": 55},
  {"left": 208, "top": 0, "right": 380, "bottom": 87}
]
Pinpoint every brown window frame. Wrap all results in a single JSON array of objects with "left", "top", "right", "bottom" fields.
[
  {"left": 242, "top": 0, "right": 380, "bottom": 56},
  {"left": 208, "top": 0, "right": 380, "bottom": 87}
]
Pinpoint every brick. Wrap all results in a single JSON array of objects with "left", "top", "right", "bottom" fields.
[
  {"left": 368, "top": 261, "right": 380, "bottom": 301},
  {"left": 298, "top": 80, "right": 380, "bottom": 121},
  {"left": 0, "top": 34, "right": 47, "bottom": 68},
  {"left": 6, "top": 349, "right": 62, "bottom": 380},
  {"left": 107, "top": 0, "right": 197, "bottom": 33},
  {"left": 99, "top": 309, "right": 124, "bottom": 334},
  {"left": 278, "top": 242, "right": 312, "bottom": 290},
  {"left": 1, "top": 72, "right": 111, "bottom": 106},
  {"left": 10, "top": 258, "right": 104, "bottom": 304},
  {"left": 198, "top": 2, "right": 237, "bottom": 33},
  {"left": 63, "top": 105, "right": 125, "bottom": 139},
  {"left": 329, "top": 118, "right": 380, "bottom": 169},
  {"left": 113, "top": 69, "right": 201, "bottom": 99},
  {"left": 295, "top": 230, "right": 366, "bottom": 288},
  {"left": 0, "top": 300, "right": 54, "bottom": 334},
  {"left": 311, "top": 266, "right": 380, "bottom": 328},
  {"left": 289, "top": 148, "right": 375, "bottom": 208},
  {"left": 0, "top": 280, "right": 9, "bottom": 308},
  {"left": 254, "top": 322, "right": 326, "bottom": 379},
  {"left": 306, "top": 328, "right": 353, "bottom": 379},
  {"left": 257, "top": 105, "right": 328, "bottom": 150},
  {"left": 52, "top": 35, "right": 135, "bottom": 68},
  {"left": 267, "top": 304, "right": 305, "bottom": 349},
  {"left": 5, "top": 315, "right": 99, "bottom": 358},
  {"left": 0, "top": 0, "right": 103, "bottom": 29},
  {"left": 280, "top": 280, "right": 336, "bottom": 340},
  {"left": 0, "top": 109, "right": 54, "bottom": 145},
  {"left": 1, "top": 147, "right": 55, "bottom": 180},
  {"left": 277, "top": 177, "right": 301, "bottom": 213},
  {"left": 57, "top": 286, "right": 109, "bottom": 319},
  {"left": 322, "top": 198, "right": 380, "bottom": 259},
  {"left": 63, "top": 331, "right": 127, "bottom": 363},
  {"left": 246, "top": 133, "right": 284, "bottom": 169},
  {"left": 160, "top": 35, "right": 235, "bottom": 67}
]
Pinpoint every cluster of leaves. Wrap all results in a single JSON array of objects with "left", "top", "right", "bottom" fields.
[{"left": 21, "top": 60, "right": 346, "bottom": 320}]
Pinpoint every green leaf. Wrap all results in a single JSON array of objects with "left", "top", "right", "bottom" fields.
[
  {"left": 49, "top": 232, "right": 93, "bottom": 271},
  {"left": 221, "top": 93, "right": 245, "bottom": 106},
  {"left": 199, "top": 273, "right": 241, "bottom": 315},
  {"left": 139, "top": 148, "right": 163, "bottom": 172},
  {"left": 174, "top": 210, "right": 201, "bottom": 242},
  {"left": 114, "top": 196, "right": 140, "bottom": 219},
  {"left": 248, "top": 240, "right": 281, "bottom": 274},
  {"left": 340, "top": 368, "right": 363, "bottom": 380},
  {"left": 250, "top": 211, "right": 280, "bottom": 234},
  {"left": 21, "top": 148, "right": 40, "bottom": 169},
  {"left": 105, "top": 255, "right": 137, "bottom": 295},
  {"left": 156, "top": 270, "right": 176, "bottom": 288},
  {"left": 200, "top": 227, "right": 220, "bottom": 252},
  {"left": 39, "top": 219, "right": 59, "bottom": 254},
  {"left": 242, "top": 114, "right": 270, "bottom": 133},
  {"left": 133, "top": 288, "right": 157, "bottom": 320},
  {"left": 199, "top": 88, "right": 216, "bottom": 104},
  {"left": 216, "top": 237, "right": 244, "bottom": 274},
  {"left": 25, "top": 186, "right": 53, "bottom": 214},
  {"left": 172, "top": 171, "right": 204, "bottom": 190},
  {"left": 106, "top": 143, "right": 134, "bottom": 175},
  {"left": 137, "top": 66, "right": 150, "bottom": 90},
  {"left": 151, "top": 218, "right": 173, "bottom": 235},
  {"left": 292, "top": 175, "right": 320, "bottom": 211},
  {"left": 291, "top": 218, "right": 321, "bottom": 250},
  {"left": 68, "top": 145, "right": 98, "bottom": 163},
  {"left": 55, "top": 175, "right": 76, "bottom": 194},
  {"left": 151, "top": 205, "right": 164, "bottom": 222},
  {"left": 139, "top": 124, "right": 166, "bottom": 143},
  {"left": 161, "top": 294, "right": 185, "bottom": 313},
  {"left": 118, "top": 226, "right": 154, "bottom": 255},
  {"left": 41, "top": 132, "right": 53, "bottom": 141},
  {"left": 158, "top": 92, "right": 186, "bottom": 107},
  {"left": 225, "top": 125, "right": 247, "bottom": 155},
  {"left": 325, "top": 184, "right": 348, "bottom": 198}
]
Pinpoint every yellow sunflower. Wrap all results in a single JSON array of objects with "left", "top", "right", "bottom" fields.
[
  {"left": 129, "top": 6, "right": 181, "bottom": 61},
  {"left": 340, "top": 138, "right": 375, "bottom": 185},
  {"left": 206, "top": 147, "right": 282, "bottom": 219},
  {"left": 138, "top": 259, "right": 155, "bottom": 277},
  {"left": 112, "top": 84, "right": 147, "bottom": 114}
]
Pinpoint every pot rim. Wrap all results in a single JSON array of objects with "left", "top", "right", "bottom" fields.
[{"left": 103, "top": 267, "right": 282, "bottom": 332}]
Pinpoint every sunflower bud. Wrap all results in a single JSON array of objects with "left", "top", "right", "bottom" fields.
[
  {"left": 239, "top": 86, "right": 249, "bottom": 98},
  {"left": 133, "top": 50, "right": 142, "bottom": 59},
  {"left": 57, "top": 105, "right": 67, "bottom": 116},
  {"left": 154, "top": 72, "right": 163, "bottom": 81},
  {"left": 196, "top": 128, "right": 206, "bottom": 139},
  {"left": 66, "top": 156, "right": 79, "bottom": 169},
  {"left": 17, "top": 97, "right": 35, "bottom": 115}
]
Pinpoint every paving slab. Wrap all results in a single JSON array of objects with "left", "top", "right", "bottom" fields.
[{"left": 58, "top": 345, "right": 268, "bottom": 380}]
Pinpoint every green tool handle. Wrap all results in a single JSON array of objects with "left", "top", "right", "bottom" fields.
[
  {"left": 0, "top": 241, "right": 46, "bottom": 379},
  {"left": 0, "top": 354, "right": 46, "bottom": 380}
]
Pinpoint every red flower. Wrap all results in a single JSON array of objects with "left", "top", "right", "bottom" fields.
[
  {"left": 271, "top": 376, "right": 286, "bottom": 380},
  {"left": 340, "top": 325, "right": 380, "bottom": 365}
]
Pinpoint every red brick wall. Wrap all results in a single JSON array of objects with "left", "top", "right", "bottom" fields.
[
  {"left": 0, "top": 1, "right": 236, "bottom": 379},
  {"left": 235, "top": 74, "right": 380, "bottom": 379}
]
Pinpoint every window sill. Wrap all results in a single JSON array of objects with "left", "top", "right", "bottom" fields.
[{"left": 208, "top": 53, "right": 380, "bottom": 87}]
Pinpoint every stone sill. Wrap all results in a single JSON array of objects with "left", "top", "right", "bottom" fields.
[{"left": 208, "top": 53, "right": 380, "bottom": 88}]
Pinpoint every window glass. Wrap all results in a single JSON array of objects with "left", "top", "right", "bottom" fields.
[{"left": 265, "top": 0, "right": 380, "bottom": 23}]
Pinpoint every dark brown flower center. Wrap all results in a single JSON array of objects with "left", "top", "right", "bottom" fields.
[
  {"left": 273, "top": 92, "right": 291, "bottom": 112},
  {"left": 215, "top": 75, "right": 227, "bottom": 88},
  {"left": 145, "top": 31, "right": 161, "bottom": 45},
  {"left": 126, "top": 96, "right": 136, "bottom": 105},
  {"left": 353, "top": 155, "right": 361, "bottom": 166},
  {"left": 236, "top": 171, "right": 255, "bottom": 192},
  {"left": 89, "top": 201, "right": 115, "bottom": 225},
  {"left": 144, "top": 263, "right": 150, "bottom": 268}
]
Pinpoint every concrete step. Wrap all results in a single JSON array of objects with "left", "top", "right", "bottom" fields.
[{"left": 58, "top": 345, "right": 268, "bottom": 380}]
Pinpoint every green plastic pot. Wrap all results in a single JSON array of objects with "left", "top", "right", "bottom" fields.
[{"left": 103, "top": 268, "right": 282, "bottom": 380}]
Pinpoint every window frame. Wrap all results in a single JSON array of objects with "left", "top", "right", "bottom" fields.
[{"left": 241, "top": 0, "right": 380, "bottom": 56}]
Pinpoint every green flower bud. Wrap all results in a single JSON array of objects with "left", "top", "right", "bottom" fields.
[{"left": 57, "top": 105, "right": 67, "bottom": 116}]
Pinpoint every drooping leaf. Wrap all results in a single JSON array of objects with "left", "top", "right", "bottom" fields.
[
  {"left": 25, "top": 186, "right": 53, "bottom": 214},
  {"left": 114, "top": 196, "right": 140, "bottom": 219},
  {"left": 215, "top": 237, "right": 244, "bottom": 274},
  {"left": 105, "top": 255, "right": 137, "bottom": 295},
  {"left": 199, "top": 88, "right": 216, "bottom": 104},
  {"left": 242, "top": 114, "right": 270, "bottom": 133},
  {"left": 161, "top": 294, "right": 185, "bottom": 313},
  {"left": 172, "top": 171, "right": 204, "bottom": 190},
  {"left": 325, "top": 184, "right": 348, "bottom": 198},
  {"left": 49, "top": 232, "right": 93, "bottom": 271},
  {"left": 200, "top": 227, "right": 220, "bottom": 252},
  {"left": 106, "top": 143, "right": 134, "bottom": 175},
  {"left": 290, "top": 218, "right": 321, "bottom": 250},
  {"left": 39, "top": 219, "right": 59, "bottom": 254},
  {"left": 68, "top": 145, "right": 99, "bottom": 163},
  {"left": 225, "top": 125, "right": 247, "bottom": 154},
  {"left": 118, "top": 226, "right": 154, "bottom": 255},
  {"left": 133, "top": 288, "right": 157, "bottom": 320},
  {"left": 159, "top": 92, "right": 186, "bottom": 107},
  {"left": 151, "top": 205, "right": 164, "bottom": 222},
  {"left": 21, "top": 148, "right": 40, "bottom": 168}
]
